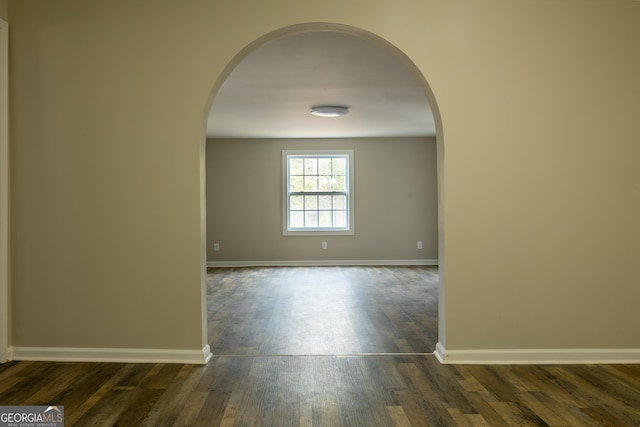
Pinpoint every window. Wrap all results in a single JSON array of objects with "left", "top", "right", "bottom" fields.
[{"left": 283, "top": 150, "right": 354, "bottom": 235}]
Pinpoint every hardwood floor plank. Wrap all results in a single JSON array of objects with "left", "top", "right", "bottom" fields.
[
  {"left": 515, "top": 391, "right": 572, "bottom": 426},
  {"left": 523, "top": 390, "right": 600, "bottom": 427},
  {"left": 464, "top": 413, "right": 490, "bottom": 426},
  {"left": 66, "top": 383, "right": 113, "bottom": 425},
  {"left": 545, "top": 365, "right": 640, "bottom": 425},
  {"left": 0, "top": 374, "right": 23, "bottom": 396},
  {"left": 498, "top": 367, "right": 540, "bottom": 393},
  {"left": 582, "top": 406, "right": 633, "bottom": 427},
  {"left": 311, "top": 394, "right": 341, "bottom": 426},
  {"left": 459, "top": 390, "right": 510, "bottom": 427},
  {"left": 0, "top": 360, "right": 34, "bottom": 383},
  {"left": 574, "top": 364, "right": 640, "bottom": 410},
  {"left": 299, "top": 404, "right": 313, "bottom": 427},
  {"left": 115, "top": 388, "right": 166, "bottom": 426},
  {"left": 516, "top": 365, "right": 590, "bottom": 409},
  {"left": 447, "top": 407, "right": 473, "bottom": 426},
  {"left": 392, "top": 389, "right": 432, "bottom": 427},
  {"left": 113, "top": 363, "right": 156, "bottom": 388},
  {"left": 142, "top": 363, "right": 185, "bottom": 390},
  {"left": 219, "top": 389, "right": 243, "bottom": 427},
  {"left": 488, "top": 401, "right": 543, "bottom": 426},
  {"left": 72, "top": 386, "right": 136, "bottom": 426},
  {"left": 192, "top": 390, "right": 230, "bottom": 426},
  {"left": 66, "top": 364, "right": 151, "bottom": 426},
  {"left": 396, "top": 361, "right": 458, "bottom": 425},
  {"left": 467, "top": 366, "right": 522, "bottom": 403},
  {"left": 140, "top": 365, "right": 206, "bottom": 427},
  {"left": 171, "top": 391, "right": 209, "bottom": 427},
  {"left": 1, "top": 362, "right": 63, "bottom": 403},
  {"left": 602, "top": 364, "right": 640, "bottom": 390}
]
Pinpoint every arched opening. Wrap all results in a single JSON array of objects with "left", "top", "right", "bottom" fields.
[{"left": 201, "top": 23, "right": 445, "bottom": 357}]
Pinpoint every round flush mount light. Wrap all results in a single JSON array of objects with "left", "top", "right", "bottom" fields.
[{"left": 310, "top": 106, "right": 350, "bottom": 117}]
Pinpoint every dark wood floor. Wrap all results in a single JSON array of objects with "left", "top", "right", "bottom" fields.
[
  {"left": 1, "top": 266, "right": 639, "bottom": 426},
  {"left": 207, "top": 266, "right": 439, "bottom": 355}
]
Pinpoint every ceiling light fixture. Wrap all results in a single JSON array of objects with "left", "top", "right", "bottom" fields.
[{"left": 310, "top": 106, "right": 350, "bottom": 117}]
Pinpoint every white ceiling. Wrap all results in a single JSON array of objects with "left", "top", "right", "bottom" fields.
[{"left": 206, "top": 32, "right": 435, "bottom": 139}]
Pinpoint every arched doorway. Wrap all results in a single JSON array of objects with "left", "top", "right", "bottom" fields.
[{"left": 202, "top": 23, "right": 444, "bottom": 356}]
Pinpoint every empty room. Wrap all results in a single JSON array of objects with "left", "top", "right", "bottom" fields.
[{"left": 1, "top": 0, "right": 640, "bottom": 425}]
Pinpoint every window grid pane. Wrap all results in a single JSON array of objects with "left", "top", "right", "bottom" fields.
[{"left": 288, "top": 154, "right": 349, "bottom": 230}]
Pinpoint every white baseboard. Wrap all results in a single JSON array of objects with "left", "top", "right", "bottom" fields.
[
  {"left": 207, "top": 259, "right": 439, "bottom": 268},
  {"left": 434, "top": 342, "right": 640, "bottom": 365},
  {"left": 10, "top": 344, "right": 213, "bottom": 365}
]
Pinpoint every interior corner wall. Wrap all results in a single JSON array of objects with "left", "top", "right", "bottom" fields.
[
  {"left": 7, "top": 0, "right": 640, "bottom": 362},
  {"left": 206, "top": 137, "right": 438, "bottom": 264}
]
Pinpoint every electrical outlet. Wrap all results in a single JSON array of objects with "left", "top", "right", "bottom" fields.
[
  {"left": 213, "top": 243, "right": 220, "bottom": 252},
  {"left": 417, "top": 241, "right": 423, "bottom": 249},
  {"left": 322, "top": 241, "right": 328, "bottom": 250}
]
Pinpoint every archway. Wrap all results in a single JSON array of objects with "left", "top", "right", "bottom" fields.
[{"left": 201, "top": 23, "right": 445, "bottom": 356}]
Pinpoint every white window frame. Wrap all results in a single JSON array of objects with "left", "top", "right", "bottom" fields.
[{"left": 282, "top": 149, "right": 355, "bottom": 236}]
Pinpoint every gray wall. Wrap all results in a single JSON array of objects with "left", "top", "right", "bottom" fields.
[{"left": 206, "top": 137, "right": 438, "bottom": 264}]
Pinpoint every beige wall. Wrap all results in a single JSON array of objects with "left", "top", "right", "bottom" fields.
[
  {"left": 7, "top": 0, "right": 640, "bottom": 356},
  {"left": 0, "top": 1, "right": 7, "bottom": 21},
  {"left": 206, "top": 137, "right": 438, "bottom": 263}
]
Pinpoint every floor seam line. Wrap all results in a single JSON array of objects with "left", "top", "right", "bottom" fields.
[{"left": 207, "top": 352, "right": 436, "bottom": 358}]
